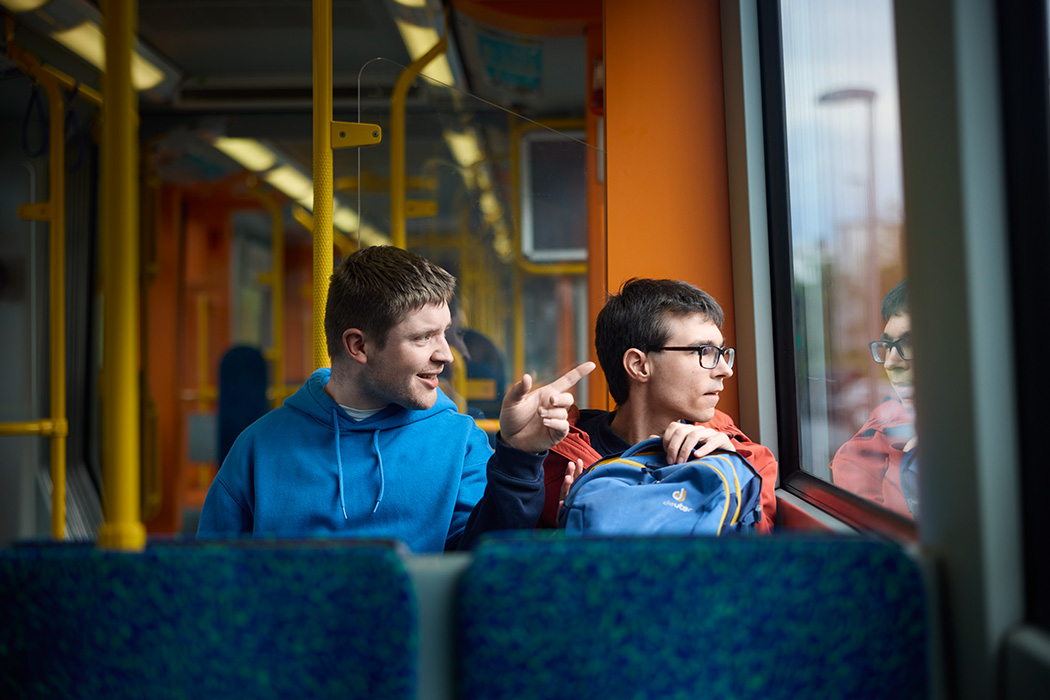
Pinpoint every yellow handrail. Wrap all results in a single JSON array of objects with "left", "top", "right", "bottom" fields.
[
  {"left": 97, "top": 0, "right": 146, "bottom": 551},
  {"left": 4, "top": 20, "right": 68, "bottom": 541},
  {"left": 312, "top": 0, "right": 333, "bottom": 371},
  {"left": 390, "top": 36, "right": 447, "bottom": 249}
]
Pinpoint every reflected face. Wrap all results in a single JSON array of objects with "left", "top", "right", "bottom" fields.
[
  {"left": 881, "top": 313, "right": 914, "bottom": 409},
  {"left": 359, "top": 302, "right": 454, "bottom": 410},
  {"left": 647, "top": 313, "right": 734, "bottom": 425}
]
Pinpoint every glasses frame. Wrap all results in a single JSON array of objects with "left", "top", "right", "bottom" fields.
[
  {"left": 654, "top": 345, "right": 736, "bottom": 370},
  {"left": 869, "top": 337, "right": 912, "bottom": 363}
]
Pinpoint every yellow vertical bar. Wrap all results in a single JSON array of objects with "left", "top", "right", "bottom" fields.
[
  {"left": 42, "top": 72, "right": 67, "bottom": 541},
  {"left": 390, "top": 37, "right": 447, "bottom": 250},
  {"left": 5, "top": 29, "right": 70, "bottom": 539},
  {"left": 312, "top": 0, "right": 333, "bottom": 371},
  {"left": 97, "top": 0, "right": 146, "bottom": 551}
]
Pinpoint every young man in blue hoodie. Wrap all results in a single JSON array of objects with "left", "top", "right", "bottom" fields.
[{"left": 197, "top": 246, "right": 594, "bottom": 552}]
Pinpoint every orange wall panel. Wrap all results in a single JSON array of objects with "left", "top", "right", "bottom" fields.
[
  {"left": 603, "top": 0, "right": 738, "bottom": 420},
  {"left": 143, "top": 186, "right": 184, "bottom": 534}
]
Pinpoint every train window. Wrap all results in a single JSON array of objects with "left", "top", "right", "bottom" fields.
[{"left": 762, "top": 0, "right": 916, "bottom": 533}]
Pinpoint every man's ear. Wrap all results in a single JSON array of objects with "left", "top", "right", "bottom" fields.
[
  {"left": 623, "top": 348, "right": 651, "bottom": 384},
  {"left": 342, "top": 328, "right": 369, "bottom": 365}
]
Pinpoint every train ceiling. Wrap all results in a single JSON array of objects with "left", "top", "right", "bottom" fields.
[
  {"left": 0, "top": 0, "right": 596, "bottom": 148},
  {"left": 0, "top": 0, "right": 598, "bottom": 245}
]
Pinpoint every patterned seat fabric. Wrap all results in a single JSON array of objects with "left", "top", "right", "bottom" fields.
[
  {"left": 456, "top": 534, "right": 927, "bottom": 700},
  {"left": 0, "top": 540, "right": 417, "bottom": 700}
]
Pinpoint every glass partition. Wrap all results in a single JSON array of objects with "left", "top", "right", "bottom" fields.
[{"left": 348, "top": 58, "right": 601, "bottom": 429}]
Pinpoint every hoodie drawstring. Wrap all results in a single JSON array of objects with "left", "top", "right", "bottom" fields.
[
  {"left": 372, "top": 430, "right": 385, "bottom": 513},
  {"left": 332, "top": 408, "right": 348, "bottom": 519},
  {"left": 332, "top": 407, "right": 386, "bottom": 517}
]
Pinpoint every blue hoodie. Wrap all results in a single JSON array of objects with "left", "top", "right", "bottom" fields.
[{"left": 197, "top": 368, "right": 546, "bottom": 552}]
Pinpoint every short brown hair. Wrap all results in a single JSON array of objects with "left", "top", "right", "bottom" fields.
[
  {"left": 325, "top": 246, "right": 456, "bottom": 359},
  {"left": 596, "top": 278, "right": 724, "bottom": 405}
]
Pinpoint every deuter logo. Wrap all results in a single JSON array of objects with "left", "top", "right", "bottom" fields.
[{"left": 663, "top": 487, "right": 694, "bottom": 513}]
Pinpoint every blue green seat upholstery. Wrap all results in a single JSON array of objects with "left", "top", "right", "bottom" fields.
[
  {"left": 0, "top": 540, "right": 417, "bottom": 699},
  {"left": 456, "top": 535, "right": 927, "bottom": 700}
]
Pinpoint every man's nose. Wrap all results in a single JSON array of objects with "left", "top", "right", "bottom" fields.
[
  {"left": 884, "top": 346, "right": 908, "bottom": 368},
  {"left": 435, "top": 334, "right": 455, "bottom": 364},
  {"left": 713, "top": 354, "right": 733, "bottom": 378}
]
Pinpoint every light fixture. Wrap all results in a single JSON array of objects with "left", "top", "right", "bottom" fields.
[
  {"left": 213, "top": 137, "right": 278, "bottom": 172},
  {"left": 333, "top": 206, "right": 360, "bottom": 233},
  {"left": 0, "top": 0, "right": 51, "bottom": 12},
  {"left": 444, "top": 129, "right": 483, "bottom": 168},
  {"left": 479, "top": 190, "right": 501, "bottom": 222},
  {"left": 264, "top": 165, "right": 313, "bottom": 202},
  {"left": 393, "top": 19, "right": 455, "bottom": 86},
  {"left": 50, "top": 20, "right": 166, "bottom": 90},
  {"left": 6, "top": 0, "right": 181, "bottom": 99}
]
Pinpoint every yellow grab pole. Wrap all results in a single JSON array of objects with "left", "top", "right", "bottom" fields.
[
  {"left": 97, "top": 0, "right": 146, "bottom": 551},
  {"left": 390, "top": 37, "right": 447, "bottom": 250},
  {"left": 6, "top": 22, "right": 69, "bottom": 540},
  {"left": 43, "top": 71, "right": 67, "bottom": 541},
  {"left": 312, "top": 0, "right": 333, "bottom": 371}
]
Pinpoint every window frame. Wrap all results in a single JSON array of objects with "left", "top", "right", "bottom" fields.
[{"left": 997, "top": 0, "right": 1050, "bottom": 632}]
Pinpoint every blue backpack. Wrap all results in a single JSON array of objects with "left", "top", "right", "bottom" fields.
[{"left": 558, "top": 437, "right": 763, "bottom": 536}]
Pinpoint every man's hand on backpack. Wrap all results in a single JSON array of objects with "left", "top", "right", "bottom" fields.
[
  {"left": 657, "top": 422, "right": 737, "bottom": 464},
  {"left": 559, "top": 458, "right": 587, "bottom": 512}
]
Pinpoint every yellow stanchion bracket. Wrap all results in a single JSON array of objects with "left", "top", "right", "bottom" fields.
[
  {"left": 0, "top": 418, "right": 67, "bottom": 437},
  {"left": 331, "top": 122, "right": 382, "bottom": 149},
  {"left": 406, "top": 200, "right": 438, "bottom": 218},
  {"left": 17, "top": 202, "right": 52, "bottom": 221}
]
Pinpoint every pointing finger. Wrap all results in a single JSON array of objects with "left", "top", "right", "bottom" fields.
[{"left": 545, "top": 362, "right": 596, "bottom": 394}]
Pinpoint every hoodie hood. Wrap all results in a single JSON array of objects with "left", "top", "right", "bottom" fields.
[{"left": 285, "top": 367, "right": 459, "bottom": 514}]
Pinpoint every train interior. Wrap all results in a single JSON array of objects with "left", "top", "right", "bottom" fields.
[{"left": 1, "top": 1, "right": 1049, "bottom": 699}]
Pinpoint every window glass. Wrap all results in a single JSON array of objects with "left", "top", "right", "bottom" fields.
[
  {"left": 355, "top": 58, "right": 597, "bottom": 431},
  {"left": 778, "top": 0, "right": 915, "bottom": 519}
]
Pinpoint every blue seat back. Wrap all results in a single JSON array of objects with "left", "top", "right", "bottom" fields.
[
  {"left": 218, "top": 345, "right": 270, "bottom": 464},
  {"left": 0, "top": 541, "right": 417, "bottom": 699},
  {"left": 456, "top": 535, "right": 927, "bottom": 700}
]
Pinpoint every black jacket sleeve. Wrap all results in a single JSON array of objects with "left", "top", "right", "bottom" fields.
[{"left": 448, "top": 435, "right": 546, "bottom": 551}]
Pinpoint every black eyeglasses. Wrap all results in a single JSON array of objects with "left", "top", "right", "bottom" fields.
[
  {"left": 869, "top": 336, "right": 912, "bottom": 363},
  {"left": 654, "top": 345, "right": 736, "bottom": 370}
]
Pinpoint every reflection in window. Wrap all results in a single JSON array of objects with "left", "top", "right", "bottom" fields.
[
  {"left": 354, "top": 59, "right": 596, "bottom": 428},
  {"left": 779, "top": 0, "right": 915, "bottom": 518}
]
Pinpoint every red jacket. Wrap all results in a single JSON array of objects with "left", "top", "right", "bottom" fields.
[
  {"left": 539, "top": 408, "right": 778, "bottom": 533},
  {"left": 829, "top": 399, "right": 915, "bottom": 519}
]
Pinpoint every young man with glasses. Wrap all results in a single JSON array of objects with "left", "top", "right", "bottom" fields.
[
  {"left": 829, "top": 279, "right": 917, "bottom": 518},
  {"left": 538, "top": 278, "right": 779, "bottom": 532}
]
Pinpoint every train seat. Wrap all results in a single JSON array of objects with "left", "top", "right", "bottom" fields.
[
  {"left": 0, "top": 540, "right": 417, "bottom": 699},
  {"left": 455, "top": 535, "right": 927, "bottom": 700}
]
